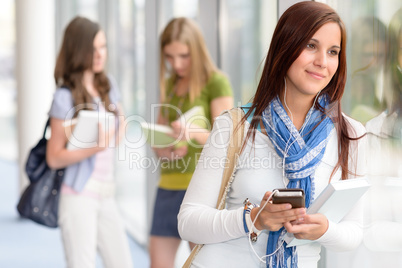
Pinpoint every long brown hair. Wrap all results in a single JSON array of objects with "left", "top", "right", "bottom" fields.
[
  {"left": 159, "top": 17, "right": 219, "bottom": 103},
  {"left": 54, "top": 16, "right": 113, "bottom": 115},
  {"left": 243, "top": 1, "right": 360, "bottom": 180}
]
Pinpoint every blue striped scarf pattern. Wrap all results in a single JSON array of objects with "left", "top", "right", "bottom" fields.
[{"left": 261, "top": 94, "right": 334, "bottom": 268}]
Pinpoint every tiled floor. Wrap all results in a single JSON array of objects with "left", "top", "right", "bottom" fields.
[{"left": 0, "top": 159, "right": 149, "bottom": 268}]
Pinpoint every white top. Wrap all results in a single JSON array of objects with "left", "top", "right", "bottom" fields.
[{"left": 178, "top": 111, "right": 367, "bottom": 268}]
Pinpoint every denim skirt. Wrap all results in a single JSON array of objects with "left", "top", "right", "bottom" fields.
[{"left": 150, "top": 188, "right": 186, "bottom": 238}]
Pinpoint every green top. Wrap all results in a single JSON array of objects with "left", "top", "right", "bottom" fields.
[{"left": 159, "top": 72, "right": 233, "bottom": 190}]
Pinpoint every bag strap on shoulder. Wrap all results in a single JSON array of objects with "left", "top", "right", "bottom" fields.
[
  {"left": 216, "top": 108, "right": 245, "bottom": 209},
  {"left": 42, "top": 118, "right": 51, "bottom": 139},
  {"left": 183, "top": 107, "right": 246, "bottom": 268}
]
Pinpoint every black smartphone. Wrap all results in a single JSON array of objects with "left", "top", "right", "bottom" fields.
[{"left": 272, "top": 188, "right": 305, "bottom": 208}]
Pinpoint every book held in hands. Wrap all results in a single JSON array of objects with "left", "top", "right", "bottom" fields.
[
  {"left": 141, "top": 106, "right": 206, "bottom": 148},
  {"left": 66, "top": 110, "right": 115, "bottom": 150},
  {"left": 285, "top": 177, "right": 371, "bottom": 247}
]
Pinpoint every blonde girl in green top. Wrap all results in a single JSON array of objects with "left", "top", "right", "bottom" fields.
[{"left": 149, "top": 17, "right": 233, "bottom": 268}]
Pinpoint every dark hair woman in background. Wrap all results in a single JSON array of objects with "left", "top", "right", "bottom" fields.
[{"left": 47, "top": 16, "right": 132, "bottom": 268}]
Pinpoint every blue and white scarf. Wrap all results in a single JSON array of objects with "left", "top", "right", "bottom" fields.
[{"left": 261, "top": 94, "right": 334, "bottom": 268}]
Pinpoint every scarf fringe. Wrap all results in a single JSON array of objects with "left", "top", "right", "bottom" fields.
[{"left": 266, "top": 229, "right": 298, "bottom": 268}]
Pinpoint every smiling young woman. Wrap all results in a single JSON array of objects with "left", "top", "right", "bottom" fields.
[
  {"left": 178, "top": 2, "right": 367, "bottom": 268},
  {"left": 283, "top": 22, "right": 341, "bottom": 129}
]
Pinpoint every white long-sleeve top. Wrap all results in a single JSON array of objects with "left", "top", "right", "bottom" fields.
[{"left": 178, "top": 111, "right": 367, "bottom": 268}]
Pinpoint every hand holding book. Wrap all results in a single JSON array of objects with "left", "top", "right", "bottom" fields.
[
  {"left": 283, "top": 212, "right": 329, "bottom": 241},
  {"left": 141, "top": 106, "right": 207, "bottom": 148},
  {"left": 151, "top": 120, "right": 190, "bottom": 160},
  {"left": 169, "top": 119, "right": 209, "bottom": 143},
  {"left": 66, "top": 110, "right": 116, "bottom": 150},
  {"left": 284, "top": 178, "right": 370, "bottom": 247}
]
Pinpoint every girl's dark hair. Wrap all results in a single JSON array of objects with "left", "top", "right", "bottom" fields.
[
  {"left": 243, "top": 1, "right": 359, "bottom": 180},
  {"left": 54, "top": 16, "right": 113, "bottom": 115}
]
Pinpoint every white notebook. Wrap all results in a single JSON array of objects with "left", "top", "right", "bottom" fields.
[
  {"left": 285, "top": 178, "right": 370, "bottom": 247},
  {"left": 66, "top": 110, "right": 115, "bottom": 150}
]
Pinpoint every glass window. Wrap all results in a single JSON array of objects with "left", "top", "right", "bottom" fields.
[
  {"left": 220, "top": 0, "right": 277, "bottom": 105},
  {"left": 158, "top": 0, "right": 199, "bottom": 31},
  {"left": 173, "top": 0, "right": 198, "bottom": 18},
  {"left": 321, "top": 1, "right": 402, "bottom": 267},
  {"left": 113, "top": 0, "right": 148, "bottom": 246},
  {"left": 76, "top": 0, "right": 98, "bottom": 20}
]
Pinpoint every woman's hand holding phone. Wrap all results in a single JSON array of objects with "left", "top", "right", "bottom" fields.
[
  {"left": 250, "top": 191, "right": 306, "bottom": 232},
  {"left": 269, "top": 188, "right": 329, "bottom": 241},
  {"left": 272, "top": 188, "right": 305, "bottom": 208}
]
